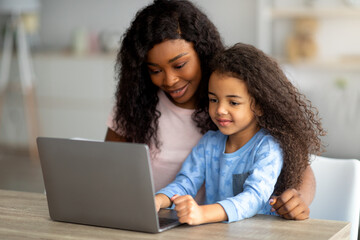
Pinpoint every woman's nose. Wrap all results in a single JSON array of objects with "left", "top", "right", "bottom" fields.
[{"left": 163, "top": 71, "right": 179, "bottom": 88}]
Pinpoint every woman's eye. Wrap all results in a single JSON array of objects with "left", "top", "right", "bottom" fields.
[
  {"left": 149, "top": 69, "right": 161, "bottom": 74},
  {"left": 175, "top": 62, "right": 187, "bottom": 69}
]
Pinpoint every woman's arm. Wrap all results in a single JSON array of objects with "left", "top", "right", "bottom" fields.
[
  {"left": 297, "top": 165, "right": 316, "bottom": 205},
  {"left": 271, "top": 165, "right": 315, "bottom": 220},
  {"left": 104, "top": 128, "right": 127, "bottom": 142}
]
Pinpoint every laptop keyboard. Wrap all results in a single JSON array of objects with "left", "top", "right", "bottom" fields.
[{"left": 159, "top": 217, "right": 179, "bottom": 228}]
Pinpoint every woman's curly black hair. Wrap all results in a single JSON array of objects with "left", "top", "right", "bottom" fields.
[
  {"left": 113, "top": 0, "right": 223, "bottom": 148},
  {"left": 209, "top": 43, "right": 326, "bottom": 194}
]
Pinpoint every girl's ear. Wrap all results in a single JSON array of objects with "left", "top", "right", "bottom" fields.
[
  {"left": 251, "top": 99, "right": 263, "bottom": 117},
  {"left": 254, "top": 104, "right": 263, "bottom": 117}
]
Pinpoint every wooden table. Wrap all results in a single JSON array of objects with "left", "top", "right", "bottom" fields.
[{"left": 0, "top": 189, "right": 351, "bottom": 240}]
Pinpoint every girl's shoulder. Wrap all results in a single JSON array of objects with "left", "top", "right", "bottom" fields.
[
  {"left": 203, "top": 130, "right": 224, "bottom": 138},
  {"left": 192, "top": 130, "right": 225, "bottom": 154},
  {"left": 200, "top": 130, "right": 226, "bottom": 144},
  {"left": 254, "top": 129, "right": 282, "bottom": 157}
]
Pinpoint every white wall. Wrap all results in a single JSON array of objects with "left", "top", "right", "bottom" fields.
[
  {"left": 265, "top": 0, "right": 360, "bottom": 159},
  {"left": 37, "top": 0, "right": 257, "bottom": 50},
  {"left": 0, "top": 0, "right": 257, "bottom": 146},
  {"left": 0, "top": 0, "right": 359, "bottom": 160},
  {"left": 284, "top": 66, "right": 360, "bottom": 159}
]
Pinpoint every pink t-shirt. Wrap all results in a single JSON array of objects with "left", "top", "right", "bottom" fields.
[{"left": 107, "top": 90, "right": 203, "bottom": 193}]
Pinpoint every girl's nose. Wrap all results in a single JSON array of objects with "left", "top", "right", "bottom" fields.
[{"left": 216, "top": 102, "right": 228, "bottom": 115}]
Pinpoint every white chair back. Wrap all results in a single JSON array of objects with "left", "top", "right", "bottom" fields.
[{"left": 310, "top": 155, "right": 360, "bottom": 240}]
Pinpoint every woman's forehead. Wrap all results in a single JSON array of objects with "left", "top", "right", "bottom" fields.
[{"left": 147, "top": 39, "right": 195, "bottom": 62}]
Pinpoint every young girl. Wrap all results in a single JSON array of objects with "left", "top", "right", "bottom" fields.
[
  {"left": 155, "top": 43, "right": 325, "bottom": 225},
  {"left": 105, "top": 0, "right": 316, "bottom": 219}
]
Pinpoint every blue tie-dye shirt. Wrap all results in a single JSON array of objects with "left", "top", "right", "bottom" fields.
[{"left": 157, "top": 129, "right": 283, "bottom": 222}]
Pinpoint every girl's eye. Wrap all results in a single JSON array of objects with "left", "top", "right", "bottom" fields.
[
  {"left": 175, "top": 62, "right": 187, "bottom": 69},
  {"left": 230, "top": 101, "right": 240, "bottom": 106},
  {"left": 209, "top": 98, "right": 218, "bottom": 103}
]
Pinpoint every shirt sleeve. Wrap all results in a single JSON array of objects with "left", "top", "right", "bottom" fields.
[
  {"left": 218, "top": 139, "right": 283, "bottom": 222},
  {"left": 156, "top": 133, "right": 209, "bottom": 200},
  {"left": 106, "top": 107, "right": 125, "bottom": 136}
]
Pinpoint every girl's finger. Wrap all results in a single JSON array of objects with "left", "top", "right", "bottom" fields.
[
  {"left": 176, "top": 207, "right": 190, "bottom": 218},
  {"left": 170, "top": 194, "right": 180, "bottom": 202}
]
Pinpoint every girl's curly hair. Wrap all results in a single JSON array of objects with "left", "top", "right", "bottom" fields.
[
  {"left": 209, "top": 43, "right": 326, "bottom": 194},
  {"left": 114, "top": 0, "right": 223, "bottom": 148}
]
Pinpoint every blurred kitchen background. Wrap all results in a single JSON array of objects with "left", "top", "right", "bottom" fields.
[{"left": 0, "top": 0, "right": 359, "bottom": 193}]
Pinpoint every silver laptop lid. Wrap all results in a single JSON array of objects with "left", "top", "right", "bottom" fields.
[{"left": 37, "top": 137, "right": 163, "bottom": 233}]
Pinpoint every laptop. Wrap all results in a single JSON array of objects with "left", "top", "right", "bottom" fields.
[{"left": 37, "top": 137, "right": 181, "bottom": 233}]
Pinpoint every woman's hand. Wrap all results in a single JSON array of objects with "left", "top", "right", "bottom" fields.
[
  {"left": 270, "top": 189, "right": 310, "bottom": 220},
  {"left": 270, "top": 165, "right": 315, "bottom": 220}
]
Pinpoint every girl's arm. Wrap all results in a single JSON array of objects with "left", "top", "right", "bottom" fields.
[
  {"left": 155, "top": 193, "right": 172, "bottom": 212},
  {"left": 271, "top": 165, "right": 314, "bottom": 220},
  {"left": 171, "top": 195, "right": 227, "bottom": 225},
  {"left": 104, "top": 128, "right": 127, "bottom": 142},
  {"left": 156, "top": 132, "right": 209, "bottom": 202},
  {"left": 216, "top": 148, "right": 283, "bottom": 223},
  {"left": 168, "top": 150, "right": 283, "bottom": 226},
  {"left": 155, "top": 194, "right": 228, "bottom": 225}
]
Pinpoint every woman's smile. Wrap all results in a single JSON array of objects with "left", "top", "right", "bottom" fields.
[{"left": 167, "top": 83, "right": 190, "bottom": 99}]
